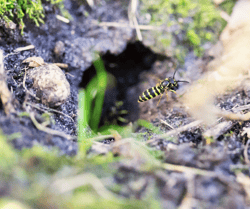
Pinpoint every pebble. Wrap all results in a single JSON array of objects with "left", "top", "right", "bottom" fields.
[{"left": 27, "top": 64, "right": 70, "bottom": 107}]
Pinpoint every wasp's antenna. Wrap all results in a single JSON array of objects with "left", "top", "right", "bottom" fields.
[
  {"left": 176, "top": 80, "right": 189, "bottom": 83},
  {"left": 173, "top": 68, "right": 178, "bottom": 79}
]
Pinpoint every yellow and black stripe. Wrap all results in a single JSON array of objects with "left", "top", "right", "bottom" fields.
[
  {"left": 138, "top": 86, "right": 162, "bottom": 102},
  {"left": 138, "top": 72, "right": 189, "bottom": 103}
]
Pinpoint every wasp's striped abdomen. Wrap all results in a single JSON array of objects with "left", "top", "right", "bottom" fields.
[
  {"left": 138, "top": 86, "right": 162, "bottom": 103},
  {"left": 138, "top": 73, "right": 189, "bottom": 104}
]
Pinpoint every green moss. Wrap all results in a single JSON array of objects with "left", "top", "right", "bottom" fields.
[
  {"left": 0, "top": 122, "right": 166, "bottom": 208},
  {"left": 136, "top": 119, "right": 163, "bottom": 135},
  {"left": 0, "top": 199, "right": 31, "bottom": 209},
  {"left": 187, "top": 29, "right": 200, "bottom": 46},
  {"left": 0, "top": 130, "right": 18, "bottom": 171},
  {"left": 140, "top": 0, "right": 236, "bottom": 60},
  {"left": 70, "top": 195, "right": 161, "bottom": 209},
  {"left": 20, "top": 146, "right": 69, "bottom": 173},
  {"left": 0, "top": 0, "right": 64, "bottom": 34},
  {"left": 220, "top": 0, "right": 236, "bottom": 14}
]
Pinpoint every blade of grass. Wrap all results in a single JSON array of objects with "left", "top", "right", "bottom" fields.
[
  {"left": 136, "top": 119, "right": 163, "bottom": 135},
  {"left": 78, "top": 56, "right": 107, "bottom": 153},
  {"left": 85, "top": 76, "right": 98, "bottom": 124},
  {"left": 78, "top": 89, "right": 88, "bottom": 139},
  {"left": 89, "top": 57, "right": 107, "bottom": 132},
  {"left": 78, "top": 89, "right": 94, "bottom": 152}
]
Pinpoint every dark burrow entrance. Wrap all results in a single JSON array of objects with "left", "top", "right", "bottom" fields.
[{"left": 79, "top": 41, "right": 157, "bottom": 127}]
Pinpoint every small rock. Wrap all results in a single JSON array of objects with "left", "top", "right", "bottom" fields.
[
  {"left": 5, "top": 21, "right": 16, "bottom": 30},
  {"left": 27, "top": 64, "right": 70, "bottom": 107},
  {"left": 54, "top": 41, "right": 65, "bottom": 56}
]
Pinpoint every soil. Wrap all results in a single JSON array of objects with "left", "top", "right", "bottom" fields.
[{"left": 1, "top": 0, "right": 250, "bottom": 208}]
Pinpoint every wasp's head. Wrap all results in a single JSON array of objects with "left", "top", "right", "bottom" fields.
[{"left": 161, "top": 77, "right": 178, "bottom": 91}]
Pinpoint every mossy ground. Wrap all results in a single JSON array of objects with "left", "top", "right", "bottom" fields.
[
  {"left": 1, "top": 0, "right": 249, "bottom": 208},
  {"left": 140, "top": 0, "right": 236, "bottom": 60},
  {"left": 0, "top": 0, "right": 64, "bottom": 33}
]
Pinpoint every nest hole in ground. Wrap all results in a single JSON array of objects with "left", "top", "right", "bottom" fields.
[{"left": 79, "top": 41, "right": 159, "bottom": 127}]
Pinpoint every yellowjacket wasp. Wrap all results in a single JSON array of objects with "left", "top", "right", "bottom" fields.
[{"left": 138, "top": 70, "right": 189, "bottom": 104}]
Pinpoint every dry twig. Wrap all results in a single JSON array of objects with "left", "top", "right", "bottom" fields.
[
  {"left": 158, "top": 120, "right": 203, "bottom": 139},
  {"left": 56, "top": 15, "right": 70, "bottom": 23},
  {"left": 243, "top": 139, "right": 250, "bottom": 165},
  {"left": 51, "top": 173, "right": 115, "bottom": 199},
  {"left": 96, "top": 21, "right": 162, "bottom": 31},
  {"left": 179, "top": 174, "right": 196, "bottom": 209},
  {"left": 23, "top": 56, "right": 68, "bottom": 68},
  {"left": 162, "top": 162, "right": 217, "bottom": 177},
  {"left": 52, "top": 63, "right": 68, "bottom": 68},
  {"left": 23, "top": 68, "right": 40, "bottom": 100},
  {"left": 236, "top": 173, "right": 250, "bottom": 200},
  {"left": 216, "top": 109, "right": 250, "bottom": 121},
  {"left": 232, "top": 104, "right": 250, "bottom": 113},
  {"left": 29, "top": 112, "right": 74, "bottom": 140},
  {"left": 25, "top": 102, "right": 75, "bottom": 122},
  {"left": 160, "top": 119, "right": 174, "bottom": 129},
  {"left": 128, "top": 0, "right": 142, "bottom": 41},
  {"left": 85, "top": 134, "right": 114, "bottom": 142},
  {"left": 0, "top": 50, "right": 15, "bottom": 114},
  {"left": 203, "top": 121, "right": 233, "bottom": 140},
  {"left": 14, "top": 45, "right": 35, "bottom": 52}
]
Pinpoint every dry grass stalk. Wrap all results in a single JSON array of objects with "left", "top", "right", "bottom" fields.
[
  {"left": 203, "top": 121, "right": 233, "bottom": 140},
  {"left": 128, "top": 0, "right": 142, "bottom": 41},
  {"left": 158, "top": 120, "right": 203, "bottom": 139},
  {"left": 14, "top": 45, "right": 35, "bottom": 52},
  {"left": 56, "top": 15, "right": 70, "bottom": 23},
  {"left": 162, "top": 162, "right": 217, "bottom": 177},
  {"left": 51, "top": 173, "right": 115, "bottom": 199},
  {"left": 236, "top": 173, "right": 250, "bottom": 204},
  {"left": 0, "top": 50, "right": 15, "bottom": 114},
  {"left": 29, "top": 112, "right": 74, "bottom": 140},
  {"left": 96, "top": 21, "right": 162, "bottom": 31}
]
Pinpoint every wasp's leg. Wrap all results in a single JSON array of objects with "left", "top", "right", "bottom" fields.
[
  {"left": 157, "top": 94, "right": 163, "bottom": 106},
  {"left": 169, "top": 90, "right": 178, "bottom": 99},
  {"left": 165, "top": 91, "right": 168, "bottom": 101},
  {"left": 169, "top": 90, "right": 177, "bottom": 94}
]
